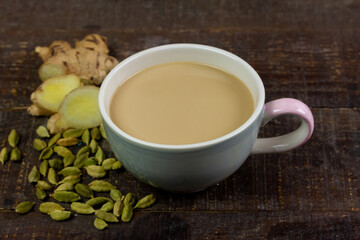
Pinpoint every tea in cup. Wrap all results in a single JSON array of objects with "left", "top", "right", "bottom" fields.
[{"left": 99, "top": 44, "right": 314, "bottom": 192}]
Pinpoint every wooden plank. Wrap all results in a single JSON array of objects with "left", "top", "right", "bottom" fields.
[
  {"left": 0, "top": 0, "right": 359, "bottom": 32},
  {"left": 0, "top": 210, "right": 359, "bottom": 239}
]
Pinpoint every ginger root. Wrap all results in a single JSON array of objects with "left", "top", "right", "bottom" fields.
[
  {"left": 27, "top": 74, "right": 82, "bottom": 116},
  {"left": 47, "top": 86, "right": 102, "bottom": 133},
  {"left": 35, "top": 34, "right": 118, "bottom": 84}
]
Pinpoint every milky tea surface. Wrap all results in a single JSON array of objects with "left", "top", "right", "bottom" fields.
[{"left": 110, "top": 62, "right": 254, "bottom": 145}]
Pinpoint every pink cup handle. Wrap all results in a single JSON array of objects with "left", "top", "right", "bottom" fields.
[{"left": 251, "top": 98, "right": 314, "bottom": 154}]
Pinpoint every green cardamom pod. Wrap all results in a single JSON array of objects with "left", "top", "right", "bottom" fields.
[
  {"left": 33, "top": 138, "right": 47, "bottom": 151},
  {"left": 62, "top": 128, "right": 84, "bottom": 138},
  {"left": 100, "top": 201, "right": 114, "bottom": 212},
  {"left": 15, "top": 201, "right": 35, "bottom": 214},
  {"left": 85, "top": 165, "right": 106, "bottom": 178},
  {"left": 82, "top": 129, "right": 90, "bottom": 145},
  {"left": 99, "top": 124, "right": 107, "bottom": 139},
  {"left": 77, "top": 145, "right": 91, "bottom": 157},
  {"left": 8, "top": 129, "right": 19, "bottom": 147},
  {"left": 95, "top": 147, "right": 105, "bottom": 165},
  {"left": 121, "top": 205, "right": 133, "bottom": 222},
  {"left": 88, "top": 180, "right": 115, "bottom": 192},
  {"left": 57, "top": 137, "right": 80, "bottom": 147},
  {"left": 48, "top": 159, "right": 63, "bottom": 170},
  {"left": 52, "top": 191, "right": 81, "bottom": 202},
  {"left": 89, "top": 139, "right": 98, "bottom": 154},
  {"left": 75, "top": 183, "right": 93, "bottom": 198},
  {"left": 0, "top": 147, "right": 9, "bottom": 164},
  {"left": 110, "top": 189, "right": 124, "bottom": 201},
  {"left": 39, "top": 160, "right": 49, "bottom": 177},
  {"left": 63, "top": 154, "right": 76, "bottom": 167},
  {"left": 49, "top": 210, "right": 71, "bottom": 221},
  {"left": 86, "top": 197, "right": 112, "bottom": 207},
  {"left": 84, "top": 157, "right": 98, "bottom": 167},
  {"left": 47, "top": 168, "right": 58, "bottom": 185},
  {"left": 53, "top": 146, "right": 72, "bottom": 157},
  {"left": 36, "top": 187, "right": 47, "bottom": 200},
  {"left": 95, "top": 210, "right": 118, "bottom": 222},
  {"left": 102, "top": 158, "right": 116, "bottom": 171},
  {"left": 54, "top": 183, "right": 74, "bottom": 192},
  {"left": 94, "top": 218, "right": 108, "bottom": 230},
  {"left": 39, "top": 202, "right": 65, "bottom": 214},
  {"left": 113, "top": 199, "right": 125, "bottom": 217},
  {"left": 73, "top": 152, "right": 89, "bottom": 169},
  {"left": 123, "top": 193, "right": 135, "bottom": 206},
  {"left": 71, "top": 202, "right": 95, "bottom": 214},
  {"left": 58, "top": 166, "right": 81, "bottom": 177},
  {"left": 28, "top": 166, "right": 40, "bottom": 183},
  {"left": 36, "top": 126, "right": 50, "bottom": 138},
  {"left": 112, "top": 161, "right": 122, "bottom": 170},
  {"left": 91, "top": 127, "right": 101, "bottom": 140},
  {"left": 36, "top": 180, "right": 52, "bottom": 191},
  {"left": 39, "top": 202, "right": 64, "bottom": 214},
  {"left": 10, "top": 147, "right": 21, "bottom": 161},
  {"left": 58, "top": 174, "right": 81, "bottom": 185},
  {"left": 134, "top": 194, "right": 156, "bottom": 209},
  {"left": 39, "top": 147, "right": 53, "bottom": 160},
  {"left": 48, "top": 133, "right": 61, "bottom": 147}
]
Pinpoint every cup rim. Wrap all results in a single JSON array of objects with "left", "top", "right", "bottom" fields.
[{"left": 99, "top": 43, "right": 265, "bottom": 151}]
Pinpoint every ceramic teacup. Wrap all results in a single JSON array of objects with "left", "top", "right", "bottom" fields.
[{"left": 99, "top": 44, "right": 314, "bottom": 192}]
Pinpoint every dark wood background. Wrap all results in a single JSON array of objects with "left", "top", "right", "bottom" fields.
[{"left": 0, "top": 0, "right": 359, "bottom": 239}]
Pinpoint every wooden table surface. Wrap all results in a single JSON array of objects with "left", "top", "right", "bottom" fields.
[{"left": 1, "top": 0, "right": 359, "bottom": 239}]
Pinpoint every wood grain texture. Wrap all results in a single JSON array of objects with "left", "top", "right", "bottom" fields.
[
  {"left": 1, "top": 210, "right": 360, "bottom": 239},
  {"left": 0, "top": 0, "right": 359, "bottom": 239}
]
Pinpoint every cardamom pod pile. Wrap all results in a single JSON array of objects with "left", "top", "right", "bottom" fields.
[{"left": 11, "top": 124, "right": 156, "bottom": 230}]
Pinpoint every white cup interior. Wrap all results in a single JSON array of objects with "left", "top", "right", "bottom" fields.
[{"left": 99, "top": 44, "right": 265, "bottom": 149}]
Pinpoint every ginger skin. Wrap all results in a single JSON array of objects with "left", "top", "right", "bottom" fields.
[{"left": 35, "top": 34, "right": 118, "bottom": 84}]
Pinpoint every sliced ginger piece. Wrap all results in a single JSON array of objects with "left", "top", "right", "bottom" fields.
[
  {"left": 47, "top": 86, "right": 101, "bottom": 133},
  {"left": 38, "top": 63, "right": 66, "bottom": 81},
  {"left": 27, "top": 74, "right": 82, "bottom": 116}
]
